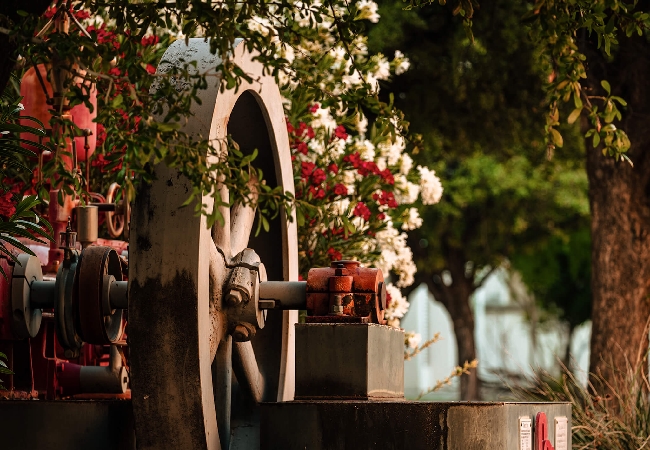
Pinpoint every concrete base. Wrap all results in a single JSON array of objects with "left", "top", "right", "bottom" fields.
[
  {"left": 260, "top": 400, "right": 571, "bottom": 450},
  {"left": 0, "top": 400, "right": 135, "bottom": 450},
  {"left": 295, "top": 323, "right": 404, "bottom": 399}
]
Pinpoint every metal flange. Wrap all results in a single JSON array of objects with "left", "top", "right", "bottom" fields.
[
  {"left": 11, "top": 254, "right": 43, "bottom": 338},
  {"left": 54, "top": 251, "right": 83, "bottom": 355}
]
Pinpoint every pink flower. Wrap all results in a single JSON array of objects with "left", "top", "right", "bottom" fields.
[{"left": 310, "top": 103, "right": 320, "bottom": 114}]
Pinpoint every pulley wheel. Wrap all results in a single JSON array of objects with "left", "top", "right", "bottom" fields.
[
  {"left": 129, "top": 38, "right": 298, "bottom": 450},
  {"left": 105, "top": 182, "right": 129, "bottom": 239},
  {"left": 76, "top": 246, "right": 124, "bottom": 345}
]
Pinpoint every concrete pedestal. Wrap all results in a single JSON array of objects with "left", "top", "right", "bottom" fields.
[
  {"left": 260, "top": 400, "right": 571, "bottom": 450},
  {"left": 295, "top": 323, "right": 404, "bottom": 399},
  {"left": 0, "top": 399, "right": 135, "bottom": 450}
]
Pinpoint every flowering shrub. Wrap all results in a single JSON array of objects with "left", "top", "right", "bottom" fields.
[
  {"left": 8, "top": 1, "right": 446, "bottom": 350},
  {"left": 276, "top": 1, "right": 444, "bottom": 339}
]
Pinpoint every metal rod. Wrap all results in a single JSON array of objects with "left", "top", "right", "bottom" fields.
[
  {"left": 30, "top": 280, "right": 57, "bottom": 309},
  {"left": 109, "top": 280, "right": 129, "bottom": 309},
  {"left": 258, "top": 281, "right": 307, "bottom": 310},
  {"left": 89, "top": 202, "right": 116, "bottom": 212}
]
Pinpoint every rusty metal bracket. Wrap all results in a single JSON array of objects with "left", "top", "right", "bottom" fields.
[{"left": 305, "top": 261, "right": 386, "bottom": 324}]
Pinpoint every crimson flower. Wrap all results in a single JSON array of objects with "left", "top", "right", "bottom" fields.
[
  {"left": 0, "top": 192, "right": 16, "bottom": 218},
  {"left": 343, "top": 152, "right": 361, "bottom": 168},
  {"left": 333, "top": 183, "right": 348, "bottom": 196},
  {"left": 353, "top": 202, "right": 371, "bottom": 221},
  {"left": 296, "top": 141, "right": 308, "bottom": 155},
  {"left": 301, "top": 161, "right": 316, "bottom": 179},
  {"left": 311, "top": 168, "right": 326, "bottom": 185},
  {"left": 334, "top": 125, "right": 348, "bottom": 140},
  {"left": 327, "top": 247, "right": 342, "bottom": 261},
  {"left": 141, "top": 35, "right": 160, "bottom": 47},
  {"left": 308, "top": 186, "right": 325, "bottom": 199}
]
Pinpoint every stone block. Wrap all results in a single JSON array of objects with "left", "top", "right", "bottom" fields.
[{"left": 295, "top": 323, "right": 404, "bottom": 399}]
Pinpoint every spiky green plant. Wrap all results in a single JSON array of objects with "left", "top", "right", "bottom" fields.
[
  {"left": 0, "top": 351, "right": 10, "bottom": 389},
  {"left": 518, "top": 359, "right": 650, "bottom": 449},
  {"left": 0, "top": 77, "right": 52, "bottom": 276}
]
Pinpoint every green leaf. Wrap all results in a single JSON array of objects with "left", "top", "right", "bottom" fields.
[
  {"left": 112, "top": 94, "right": 124, "bottom": 108},
  {"left": 592, "top": 132, "right": 601, "bottom": 147},
  {"left": 605, "top": 16, "right": 616, "bottom": 34},
  {"left": 601, "top": 80, "right": 611, "bottom": 95},
  {"left": 550, "top": 128, "right": 564, "bottom": 148},
  {"left": 567, "top": 108, "right": 582, "bottom": 124}
]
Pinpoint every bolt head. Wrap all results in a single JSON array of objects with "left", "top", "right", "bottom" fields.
[
  {"left": 226, "top": 289, "right": 243, "bottom": 306},
  {"left": 233, "top": 323, "right": 255, "bottom": 342}
]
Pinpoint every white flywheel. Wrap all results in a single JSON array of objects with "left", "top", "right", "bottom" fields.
[{"left": 128, "top": 38, "right": 298, "bottom": 450}]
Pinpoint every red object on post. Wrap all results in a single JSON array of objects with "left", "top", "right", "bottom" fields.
[
  {"left": 535, "top": 412, "right": 555, "bottom": 450},
  {"left": 305, "top": 260, "right": 386, "bottom": 324}
]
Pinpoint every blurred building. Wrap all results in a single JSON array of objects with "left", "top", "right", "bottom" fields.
[{"left": 402, "top": 269, "right": 591, "bottom": 400}]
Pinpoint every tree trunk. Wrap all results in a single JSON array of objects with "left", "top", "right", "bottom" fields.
[
  {"left": 562, "top": 323, "right": 575, "bottom": 372},
  {"left": 584, "top": 33, "right": 650, "bottom": 386},
  {"left": 424, "top": 261, "right": 481, "bottom": 401},
  {"left": 453, "top": 308, "right": 479, "bottom": 400}
]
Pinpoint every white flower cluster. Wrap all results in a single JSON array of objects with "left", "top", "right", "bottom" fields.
[
  {"left": 355, "top": 0, "right": 380, "bottom": 23},
  {"left": 401, "top": 208, "right": 423, "bottom": 231},
  {"left": 418, "top": 165, "right": 444, "bottom": 205},
  {"left": 384, "top": 283, "right": 409, "bottom": 324},
  {"left": 404, "top": 331, "right": 422, "bottom": 349},
  {"left": 375, "top": 221, "right": 416, "bottom": 288},
  {"left": 393, "top": 50, "right": 410, "bottom": 75}
]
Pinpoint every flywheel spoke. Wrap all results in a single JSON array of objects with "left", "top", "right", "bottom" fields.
[
  {"left": 212, "top": 184, "right": 232, "bottom": 261},
  {"left": 213, "top": 336, "right": 232, "bottom": 450},
  {"left": 233, "top": 341, "right": 265, "bottom": 403},
  {"left": 230, "top": 176, "right": 259, "bottom": 256}
]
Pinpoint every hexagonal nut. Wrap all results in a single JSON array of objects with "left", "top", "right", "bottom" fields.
[
  {"left": 232, "top": 322, "right": 256, "bottom": 342},
  {"left": 226, "top": 289, "right": 243, "bottom": 306}
]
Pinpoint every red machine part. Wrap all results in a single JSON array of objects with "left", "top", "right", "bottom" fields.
[
  {"left": 20, "top": 64, "right": 97, "bottom": 161},
  {"left": 305, "top": 260, "right": 386, "bottom": 324},
  {"left": 0, "top": 253, "right": 129, "bottom": 400}
]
